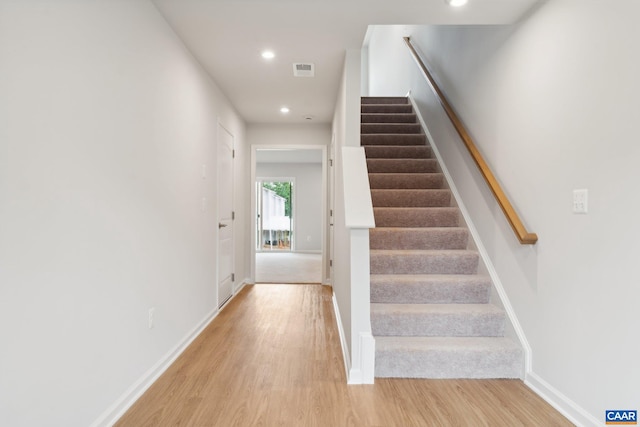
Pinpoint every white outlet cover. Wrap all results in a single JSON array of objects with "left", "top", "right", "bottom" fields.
[{"left": 573, "top": 189, "right": 588, "bottom": 214}]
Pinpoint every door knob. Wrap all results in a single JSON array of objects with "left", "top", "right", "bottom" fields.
[{"left": 219, "top": 223, "right": 228, "bottom": 228}]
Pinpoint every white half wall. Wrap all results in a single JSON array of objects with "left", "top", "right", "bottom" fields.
[
  {"left": 331, "top": 49, "right": 375, "bottom": 384},
  {"left": 0, "top": 1, "right": 246, "bottom": 426},
  {"left": 367, "top": 2, "right": 640, "bottom": 424}
]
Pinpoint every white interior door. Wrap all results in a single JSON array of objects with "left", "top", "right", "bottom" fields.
[{"left": 217, "top": 123, "right": 234, "bottom": 308}]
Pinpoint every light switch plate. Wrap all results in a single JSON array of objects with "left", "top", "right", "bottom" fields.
[{"left": 148, "top": 307, "right": 156, "bottom": 329}]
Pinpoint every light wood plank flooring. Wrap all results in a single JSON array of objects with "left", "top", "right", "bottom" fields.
[{"left": 116, "top": 285, "right": 573, "bottom": 426}]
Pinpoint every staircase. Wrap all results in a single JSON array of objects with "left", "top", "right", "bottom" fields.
[{"left": 362, "top": 96, "right": 523, "bottom": 379}]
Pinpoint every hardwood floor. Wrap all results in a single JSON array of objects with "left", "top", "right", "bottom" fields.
[{"left": 115, "top": 285, "right": 573, "bottom": 426}]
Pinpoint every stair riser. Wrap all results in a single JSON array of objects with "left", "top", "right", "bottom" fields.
[
  {"left": 375, "top": 348, "right": 522, "bottom": 379},
  {"left": 370, "top": 252, "right": 479, "bottom": 275},
  {"left": 371, "top": 280, "right": 490, "bottom": 304},
  {"left": 372, "top": 311, "right": 505, "bottom": 337},
  {"left": 362, "top": 124, "right": 422, "bottom": 134},
  {"left": 361, "top": 114, "right": 416, "bottom": 124},
  {"left": 362, "top": 104, "right": 413, "bottom": 114},
  {"left": 367, "top": 159, "right": 438, "bottom": 173},
  {"left": 369, "top": 228, "right": 468, "bottom": 250},
  {"left": 361, "top": 134, "right": 426, "bottom": 146},
  {"left": 364, "top": 146, "right": 431, "bottom": 159},
  {"left": 371, "top": 190, "right": 451, "bottom": 208},
  {"left": 368, "top": 174, "right": 444, "bottom": 189},
  {"left": 361, "top": 97, "right": 408, "bottom": 104},
  {"left": 374, "top": 208, "right": 459, "bottom": 227}
]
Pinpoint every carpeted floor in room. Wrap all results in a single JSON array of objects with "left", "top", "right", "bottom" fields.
[{"left": 255, "top": 252, "right": 322, "bottom": 284}]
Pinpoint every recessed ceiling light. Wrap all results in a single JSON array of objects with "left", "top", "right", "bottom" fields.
[
  {"left": 280, "top": 107, "right": 290, "bottom": 114},
  {"left": 446, "top": 0, "right": 468, "bottom": 6},
  {"left": 261, "top": 50, "right": 275, "bottom": 60}
]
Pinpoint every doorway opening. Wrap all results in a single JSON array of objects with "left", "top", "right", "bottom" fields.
[
  {"left": 251, "top": 146, "right": 328, "bottom": 284},
  {"left": 256, "top": 179, "right": 294, "bottom": 252}
]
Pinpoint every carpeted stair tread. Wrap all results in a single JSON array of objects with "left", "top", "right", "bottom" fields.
[
  {"left": 363, "top": 145, "right": 431, "bottom": 159},
  {"left": 361, "top": 134, "right": 427, "bottom": 146},
  {"left": 362, "top": 104, "right": 413, "bottom": 114},
  {"left": 373, "top": 207, "right": 459, "bottom": 227},
  {"left": 371, "top": 303, "right": 505, "bottom": 337},
  {"left": 369, "top": 227, "right": 468, "bottom": 250},
  {"left": 371, "top": 189, "right": 451, "bottom": 207},
  {"left": 375, "top": 336, "right": 523, "bottom": 379},
  {"left": 368, "top": 173, "right": 444, "bottom": 189},
  {"left": 361, "top": 97, "right": 409, "bottom": 104},
  {"left": 361, "top": 123, "right": 423, "bottom": 134},
  {"left": 367, "top": 158, "right": 438, "bottom": 173},
  {"left": 370, "top": 249, "right": 479, "bottom": 275},
  {"left": 370, "top": 274, "right": 491, "bottom": 304}
]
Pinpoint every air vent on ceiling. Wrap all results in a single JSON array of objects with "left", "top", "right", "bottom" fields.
[{"left": 293, "top": 63, "right": 315, "bottom": 77}]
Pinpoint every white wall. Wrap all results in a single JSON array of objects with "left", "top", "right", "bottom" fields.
[
  {"left": 0, "top": 1, "right": 246, "bottom": 426},
  {"left": 367, "top": 2, "right": 640, "bottom": 424},
  {"left": 256, "top": 162, "right": 323, "bottom": 252},
  {"left": 247, "top": 123, "right": 331, "bottom": 148}
]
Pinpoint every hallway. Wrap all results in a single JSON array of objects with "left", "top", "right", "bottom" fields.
[{"left": 116, "top": 285, "right": 571, "bottom": 426}]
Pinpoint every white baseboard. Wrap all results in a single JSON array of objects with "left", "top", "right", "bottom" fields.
[
  {"left": 234, "top": 279, "right": 248, "bottom": 293},
  {"left": 91, "top": 310, "right": 219, "bottom": 427},
  {"left": 526, "top": 372, "right": 599, "bottom": 427},
  {"left": 332, "top": 292, "right": 351, "bottom": 382},
  {"left": 92, "top": 280, "right": 249, "bottom": 427},
  {"left": 352, "top": 332, "right": 375, "bottom": 385},
  {"left": 332, "top": 296, "right": 375, "bottom": 385}
]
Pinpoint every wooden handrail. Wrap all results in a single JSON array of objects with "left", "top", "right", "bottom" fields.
[{"left": 403, "top": 37, "right": 537, "bottom": 245}]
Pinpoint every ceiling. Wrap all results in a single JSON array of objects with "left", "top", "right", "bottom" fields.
[{"left": 151, "top": 0, "right": 538, "bottom": 125}]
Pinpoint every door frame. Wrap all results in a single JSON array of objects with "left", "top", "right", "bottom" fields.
[{"left": 250, "top": 144, "right": 328, "bottom": 284}]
